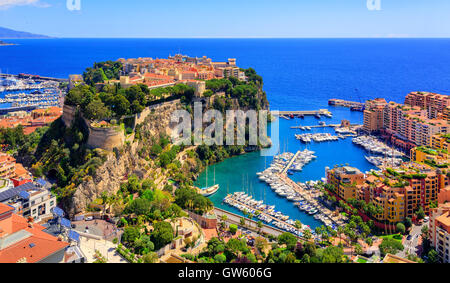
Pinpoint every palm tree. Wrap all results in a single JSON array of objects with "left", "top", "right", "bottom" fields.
[
  {"left": 185, "top": 199, "right": 194, "bottom": 212},
  {"left": 294, "top": 220, "right": 302, "bottom": 235},
  {"left": 257, "top": 221, "right": 263, "bottom": 234},
  {"left": 337, "top": 226, "right": 344, "bottom": 245}
]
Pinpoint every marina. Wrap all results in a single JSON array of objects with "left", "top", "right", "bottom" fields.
[
  {"left": 277, "top": 109, "right": 332, "bottom": 119},
  {"left": 365, "top": 155, "right": 404, "bottom": 168},
  {"left": 0, "top": 76, "right": 64, "bottom": 110},
  {"left": 328, "top": 98, "right": 365, "bottom": 109},
  {"left": 295, "top": 133, "right": 340, "bottom": 143},
  {"left": 224, "top": 192, "right": 309, "bottom": 237},
  {"left": 254, "top": 150, "right": 347, "bottom": 229},
  {"left": 196, "top": 106, "right": 376, "bottom": 232},
  {"left": 353, "top": 136, "right": 404, "bottom": 158}
]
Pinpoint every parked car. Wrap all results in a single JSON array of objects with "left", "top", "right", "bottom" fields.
[
  {"left": 407, "top": 235, "right": 412, "bottom": 241},
  {"left": 85, "top": 216, "right": 94, "bottom": 221}
]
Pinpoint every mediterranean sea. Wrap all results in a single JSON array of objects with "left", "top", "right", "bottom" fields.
[{"left": 2, "top": 38, "right": 450, "bottom": 228}]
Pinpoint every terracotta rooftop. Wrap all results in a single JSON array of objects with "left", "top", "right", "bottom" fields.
[
  {"left": 383, "top": 253, "right": 416, "bottom": 263},
  {"left": 0, "top": 203, "right": 69, "bottom": 263}
]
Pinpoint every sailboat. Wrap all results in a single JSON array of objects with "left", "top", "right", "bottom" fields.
[{"left": 199, "top": 166, "right": 220, "bottom": 197}]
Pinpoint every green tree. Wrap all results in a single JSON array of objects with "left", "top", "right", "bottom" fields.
[
  {"left": 142, "top": 252, "right": 159, "bottom": 263},
  {"left": 396, "top": 223, "right": 406, "bottom": 234},
  {"left": 278, "top": 232, "right": 298, "bottom": 251},
  {"left": 229, "top": 224, "right": 238, "bottom": 235},
  {"left": 427, "top": 249, "right": 440, "bottom": 263},
  {"left": 84, "top": 98, "right": 111, "bottom": 120},
  {"left": 214, "top": 253, "right": 227, "bottom": 263},
  {"left": 321, "top": 246, "right": 344, "bottom": 263},
  {"left": 151, "top": 221, "right": 174, "bottom": 250},
  {"left": 122, "top": 226, "right": 140, "bottom": 244},
  {"left": 379, "top": 238, "right": 404, "bottom": 256},
  {"left": 416, "top": 207, "right": 425, "bottom": 220}
]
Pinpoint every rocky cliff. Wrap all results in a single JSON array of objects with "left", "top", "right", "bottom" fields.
[{"left": 68, "top": 100, "right": 182, "bottom": 216}]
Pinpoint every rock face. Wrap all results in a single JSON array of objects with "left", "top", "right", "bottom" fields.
[
  {"left": 67, "top": 90, "right": 267, "bottom": 215},
  {"left": 70, "top": 143, "right": 141, "bottom": 216},
  {"left": 68, "top": 100, "right": 182, "bottom": 216}
]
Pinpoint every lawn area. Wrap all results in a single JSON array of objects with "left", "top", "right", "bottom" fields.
[
  {"left": 356, "top": 258, "right": 368, "bottom": 263},
  {"left": 381, "top": 234, "right": 403, "bottom": 243}
]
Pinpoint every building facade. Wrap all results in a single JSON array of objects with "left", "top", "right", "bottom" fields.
[{"left": 429, "top": 203, "right": 450, "bottom": 263}]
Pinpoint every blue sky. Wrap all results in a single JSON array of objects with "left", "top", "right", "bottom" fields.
[{"left": 0, "top": 0, "right": 449, "bottom": 38}]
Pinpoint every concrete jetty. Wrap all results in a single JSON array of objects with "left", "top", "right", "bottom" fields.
[{"left": 281, "top": 150, "right": 302, "bottom": 174}]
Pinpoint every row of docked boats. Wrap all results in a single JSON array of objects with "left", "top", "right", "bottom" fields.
[
  {"left": 11, "top": 100, "right": 61, "bottom": 108},
  {"left": 0, "top": 80, "right": 58, "bottom": 92},
  {"left": 334, "top": 127, "right": 357, "bottom": 135},
  {"left": 223, "top": 192, "right": 308, "bottom": 236},
  {"left": 297, "top": 126, "right": 312, "bottom": 131},
  {"left": 257, "top": 150, "right": 316, "bottom": 177},
  {"left": 4, "top": 89, "right": 56, "bottom": 98},
  {"left": 0, "top": 95, "right": 60, "bottom": 104},
  {"left": 257, "top": 165, "right": 338, "bottom": 228},
  {"left": 295, "top": 133, "right": 339, "bottom": 143},
  {"left": 365, "top": 155, "right": 403, "bottom": 168},
  {"left": 353, "top": 136, "right": 404, "bottom": 158}
]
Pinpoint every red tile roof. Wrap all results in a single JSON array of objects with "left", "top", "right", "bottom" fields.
[{"left": 0, "top": 203, "right": 69, "bottom": 263}]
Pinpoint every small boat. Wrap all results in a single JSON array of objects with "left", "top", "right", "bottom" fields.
[
  {"left": 199, "top": 166, "right": 219, "bottom": 197},
  {"left": 199, "top": 184, "right": 220, "bottom": 197}
]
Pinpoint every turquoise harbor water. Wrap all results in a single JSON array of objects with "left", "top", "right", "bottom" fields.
[
  {"left": 195, "top": 107, "right": 377, "bottom": 229},
  {"left": 2, "top": 38, "right": 450, "bottom": 228}
]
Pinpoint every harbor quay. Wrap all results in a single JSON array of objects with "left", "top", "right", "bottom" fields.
[{"left": 214, "top": 207, "right": 307, "bottom": 239}]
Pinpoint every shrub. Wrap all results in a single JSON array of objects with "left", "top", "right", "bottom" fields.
[{"left": 229, "top": 224, "right": 238, "bottom": 234}]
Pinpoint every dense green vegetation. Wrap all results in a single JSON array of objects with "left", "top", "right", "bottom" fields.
[
  {"left": 183, "top": 231, "right": 346, "bottom": 263},
  {"left": 0, "top": 125, "right": 48, "bottom": 158},
  {"left": 83, "top": 61, "right": 123, "bottom": 85},
  {"left": 29, "top": 116, "right": 107, "bottom": 206},
  {"left": 379, "top": 237, "right": 404, "bottom": 256},
  {"left": 66, "top": 81, "right": 195, "bottom": 121},
  {"left": 174, "top": 186, "right": 214, "bottom": 215},
  {"left": 205, "top": 68, "right": 268, "bottom": 110}
]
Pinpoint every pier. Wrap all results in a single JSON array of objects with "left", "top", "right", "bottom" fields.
[
  {"left": 281, "top": 150, "right": 302, "bottom": 174},
  {"left": 328, "top": 99, "right": 364, "bottom": 108},
  {"left": 277, "top": 109, "right": 332, "bottom": 117},
  {"left": 291, "top": 124, "right": 339, "bottom": 129},
  {"left": 0, "top": 105, "right": 39, "bottom": 115},
  {"left": 276, "top": 173, "right": 344, "bottom": 226},
  {"left": 223, "top": 195, "right": 304, "bottom": 233},
  {"left": 214, "top": 208, "right": 309, "bottom": 240},
  {"left": 0, "top": 73, "right": 68, "bottom": 82}
]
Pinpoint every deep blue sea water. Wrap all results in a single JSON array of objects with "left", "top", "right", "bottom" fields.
[{"left": 2, "top": 38, "right": 450, "bottom": 228}]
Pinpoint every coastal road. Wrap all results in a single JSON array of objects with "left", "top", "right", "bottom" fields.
[
  {"left": 397, "top": 223, "right": 425, "bottom": 258},
  {"left": 214, "top": 208, "right": 302, "bottom": 239}
]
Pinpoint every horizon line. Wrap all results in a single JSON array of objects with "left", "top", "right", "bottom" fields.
[{"left": 5, "top": 36, "right": 450, "bottom": 40}]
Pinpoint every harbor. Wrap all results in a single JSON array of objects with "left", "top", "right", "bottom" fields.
[
  {"left": 195, "top": 106, "right": 377, "bottom": 232},
  {"left": 278, "top": 109, "right": 332, "bottom": 120},
  {"left": 0, "top": 76, "right": 64, "bottom": 111},
  {"left": 295, "top": 133, "right": 340, "bottom": 143},
  {"left": 328, "top": 98, "right": 365, "bottom": 111},
  {"left": 352, "top": 136, "right": 404, "bottom": 158},
  {"left": 256, "top": 152, "right": 347, "bottom": 228},
  {"left": 224, "top": 192, "right": 308, "bottom": 237}
]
